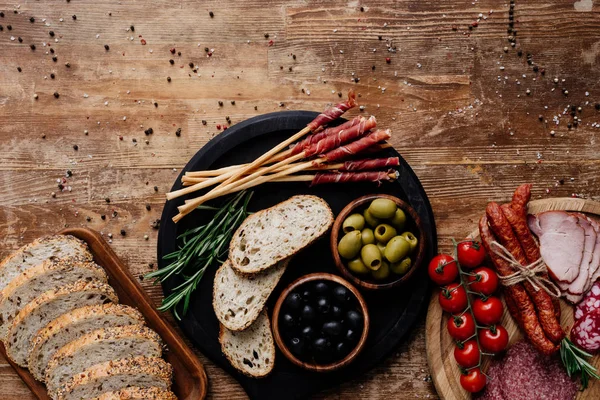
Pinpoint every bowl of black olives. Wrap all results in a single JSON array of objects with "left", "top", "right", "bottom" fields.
[
  {"left": 272, "top": 273, "right": 369, "bottom": 372},
  {"left": 330, "top": 194, "right": 426, "bottom": 290}
]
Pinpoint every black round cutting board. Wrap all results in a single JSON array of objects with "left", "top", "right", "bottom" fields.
[{"left": 157, "top": 111, "right": 437, "bottom": 400}]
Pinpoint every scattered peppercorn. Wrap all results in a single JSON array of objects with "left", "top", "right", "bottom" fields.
[
  {"left": 338, "top": 92, "right": 342, "bottom": 97},
  {"left": 73, "top": 144, "right": 78, "bottom": 151},
  {"left": 144, "top": 128, "right": 153, "bottom": 135},
  {"left": 57, "top": 183, "right": 64, "bottom": 191},
  {"left": 169, "top": 59, "right": 174, "bottom": 65},
  {"left": 289, "top": 66, "right": 292, "bottom": 71},
  {"left": 201, "top": 120, "right": 207, "bottom": 125},
  {"left": 49, "top": 31, "right": 55, "bottom": 37},
  {"left": 151, "top": 219, "right": 160, "bottom": 229},
  {"left": 209, "top": 11, "right": 214, "bottom": 18},
  {"left": 175, "top": 128, "right": 181, "bottom": 137},
  {"left": 53, "top": 92, "right": 59, "bottom": 98},
  {"left": 17, "top": 67, "right": 22, "bottom": 72},
  {"left": 72, "top": 15, "right": 76, "bottom": 20},
  {"left": 145, "top": 204, "right": 151, "bottom": 211},
  {"left": 167, "top": 76, "right": 171, "bottom": 82},
  {"left": 264, "top": 33, "right": 269, "bottom": 39},
  {"left": 7, "top": 25, "right": 11, "bottom": 30},
  {"left": 218, "top": 101, "right": 223, "bottom": 106},
  {"left": 378, "top": 35, "right": 383, "bottom": 39},
  {"left": 0, "top": 12, "right": 4, "bottom": 17},
  {"left": 189, "top": 62, "right": 194, "bottom": 68},
  {"left": 120, "top": 229, "right": 126, "bottom": 236},
  {"left": 105, "top": 197, "right": 111, "bottom": 203},
  {"left": 177, "top": 51, "right": 181, "bottom": 56},
  {"left": 0, "top": 26, "right": 3, "bottom": 31},
  {"left": 30, "top": 44, "right": 36, "bottom": 50},
  {"left": 101, "top": 214, "right": 106, "bottom": 220},
  {"left": 204, "top": 47, "right": 209, "bottom": 52},
  {"left": 130, "top": 25, "right": 135, "bottom": 31},
  {"left": 29, "top": 17, "right": 34, "bottom": 23},
  {"left": 360, "top": 6, "right": 364, "bottom": 11},
  {"left": 293, "top": 54, "right": 296, "bottom": 60},
  {"left": 18, "top": 37, "right": 22, "bottom": 42},
  {"left": 52, "top": 56, "right": 57, "bottom": 62},
  {"left": 538, "top": 115, "right": 544, "bottom": 121},
  {"left": 154, "top": 186, "right": 158, "bottom": 192},
  {"left": 112, "top": 210, "right": 118, "bottom": 217},
  {"left": 154, "top": 102, "right": 158, "bottom": 107},
  {"left": 86, "top": 216, "right": 91, "bottom": 222},
  {"left": 372, "top": 65, "right": 376, "bottom": 71},
  {"left": 104, "top": 44, "right": 110, "bottom": 51},
  {"left": 595, "top": 104, "right": 600, "bottom": 111}
]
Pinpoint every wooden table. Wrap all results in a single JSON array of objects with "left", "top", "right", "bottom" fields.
[{"left": 1, "top": 0, "right": 599, "bottom": 398}]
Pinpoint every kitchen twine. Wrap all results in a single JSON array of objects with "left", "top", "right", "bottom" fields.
[{"left": 490, "top": 241, "right": 561, "bottom": 298}]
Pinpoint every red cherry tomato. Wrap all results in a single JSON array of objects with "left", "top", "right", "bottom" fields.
[
  {"left": 478, "top": 325, "right": 509, "bottom": 353},
  {"left": 460, "top": 368, "right": 487, "bottom": 393},
  {"left": 472, "top": 296, "right": 503, "bottom": 325},
  {"left": 457, "top": 240, "right": 486, "bottom": 269},
  {"left": 468, "top": 267, "right": 499, "bottom": 295},
  {"left": 454, "top": 339, "right": 480, "bottom": 368},
  {"left": 439, "top": 283, "right": 468, "bottom": 314},
  {"left": 428, "top": 254, "right": 459, "bottom": 286},
  {"left": 447, "top": 314, "right": 476, "bottom": 341}
]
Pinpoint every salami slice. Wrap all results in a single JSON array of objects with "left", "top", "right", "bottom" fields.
[
  {"left": 574, "top": 281, "right": 600, "bottom": 320},
  {"left": 571, "top": 307, "right": 600, "bottom": 353}
]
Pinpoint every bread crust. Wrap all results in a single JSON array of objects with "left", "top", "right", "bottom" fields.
[{"left": 93, "top": 387, "right": 178, "bottom": 400}]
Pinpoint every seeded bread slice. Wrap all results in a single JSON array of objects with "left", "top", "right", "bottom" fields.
[
  {"left": 28, "top": 304, "right": 145, "bottom": 382},
  {"left": 214, "top": 258, "right": 288, "bottom": 331},
  {"left": 0, "top": 235, "right": 92, "bottom": 292},
  {"left": 93, "top": 387, "right": 178, "bottom": 400},
  {"left": 46, "top": 325, "right": 163, "bottom": 395},
  {"left": 0, "top": 257, "right": 107, "bottom": 339},
  {"left": 4, "top": 280, "right": 117, "bottom": 367},
  {"left": 56, "top": 356, "right": 173, "bottom": 400},
  {"left": 229, "top": 195, "right": 333, "bottom": 274},
  {"left": 219, "top": 310, "right": 275, "bottom": 378}
]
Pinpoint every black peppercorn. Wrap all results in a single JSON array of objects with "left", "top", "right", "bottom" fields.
[
  {"left": 517, "top": 50, "right": 522, "bottom": 57},
  {"left": 372, "top": 65, "right": 376, "bottom": 70},
  {"left": 378, "top": 35, "right": 382, "bottom": 40},
  {"left": 264, "top": 33, "right": 269, "bottom": 38},
  {"left": 101, "top": 214, "right": 106, "bottom": 220},
  {"left": 218, "top": 101, "right": 223, "bottom": 106},
  {"left": 50, "top": 48, "right": 55, "bottom": 54},
  {"left": 30, "top": 44, "right": 36, "bottom": 50},
  {"left": 7, "top": 25, "right": 11, "bottom": 30},
  {"left": 538, "top": 115, "right": 544, "bottom": 121},
  {"left": 112, "top": 210, "right": 118, "bottom": 217},
  {"left": 65, "top": 62, "right": 70, "bottom": 68},
  {"left": 177, "top": 51, "right": 181, "bottom": 56},
  {"left": 120, "top": 229, "right": 126, "bottom": 236},
  {"left": 29, "top": 16, "right": 35, "bottom": 23},
  {"left": 53, "top": 92, "right": 59, "bottom": 98},
  {"left": 293, "top": 54, "right": 296, "bottom": 60},
  {"left": 175, "top": 128, "right": 181, "bottom": 137},
  {"left": 533, "top": 65, "right": 539, "bottom": 72},
  {"left": 169, "top": 59, "right": 174, "bottom": 64},
  {"left": 17, "top": 67, "right": 22, "bottom": 72},
  {"left": 73, "top": 144, "right": 78, "bottom": 151},
  {"left": 596, "top": 104, "right": 600, "bottom": 111},
  {"left": 189, "top": 62, "right": 194, "bottom": 68},
  {"left": 201, "top": 120, "right": 207, "bottom": 125},
  {"left": 231, "top": 100, "right": 236, "bottom": 105},
  {"left": 50, "top": 73, "right": 55, "bottom": 79},
  {"left": 154, "top": 186, "right": 158, "bottom": 192},
  {"left": 204, "top": 47, "right": 209, "bottom": 52},
  {"left": 360, "top": 6, "right": 364, "bottom": 11},
  {"left": 104, "top": 44, "right": 109, "bottom": 51},
  {"left": 72, "top": 15, "right": 76, "bottom": 20},
  {"left": 145, "top": 204, "right": 151, "bottom": 211},
  {"left": 209, "top": 11, "right": 214, "bottom": 18},
  {"left": 49, "top": 31, "right": 55, "bottom": 37},
  {"left": 86, "top": 216, "right": 91, "bottom": 222},
  {"left": 58, "top": 183, "right": 64, "bottom": 190},
  {"left": 130, "top": 25, "right": 134, "bottom": 31},
  {"left": 52, "top": 56, "right": 57, "bottom": 62},
  {"left": 0, "top": 26, "right": 3, "bottom": 31},
  {"left": 154, "top": 102, "right": 158, "bottom": 107},
  {"left": 0, "top": 12, "right": 4, "bottom": 17},
  {"left": 105, "top": 197, "right": 111, "bottom": 203},
  {"left": 167, "top": 76, "right": 171, "bottom": 82},
  {"left": 18, "top": 37, "right": 22, "bottom": 42}
]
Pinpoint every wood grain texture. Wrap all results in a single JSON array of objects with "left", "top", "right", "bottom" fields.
[
  {"left": 0, "top": 0, "right": 599, "bottom": 398},
  {"left": 427, "top": 198, "right": 600, "bottom": 400}
]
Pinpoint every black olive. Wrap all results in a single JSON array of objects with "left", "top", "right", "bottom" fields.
[
  {"left": 332, "top": 286, "right": 350, "bottom": 304},
  {"left": 335, "top": 341, "right": 349, "bottom": 357},
  {"left": 301, "top": 304, "right": 316, "bottom": 322},
  {"left": 289, "top": 337, "right": 304, "bottom": 356},
  {"left": 346, "top": 310, "right": 363, "bottom": 330},
  {"left": 281, "top": 313, "right": 296, "bottom": 329},
  {"left": 284, "top": 292, "right": 303, "bottom": 312},
  {"left": 314, "top": 281, "right": 329, "bottom": 294},
  {"left": 331, "top": 305, "right": 343, "bottom": 319},
  {"left": 322, "top": 321, "right": 343, "bottom": 336},
  {"left": 301, "top": 326, "right": 315, "bottom": 340},
  {"left": 313, "top": 337, "right": 329, "bottom": 352},
  {"left": 301, "top": 289, "right": 311, "bottom": 301},
  {"left": 316, "top": 297, "right": 331, "bottom": 314},
  {"left": 345, "top": 328, "right": 358, "bottom": 343}
]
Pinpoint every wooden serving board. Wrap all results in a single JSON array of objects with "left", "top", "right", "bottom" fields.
[
  {"left": 426, "top": 197, "right": 600, "bottom": 400},
  {"left": 0, "top": 228, "right": 208, "bottom": 400}
]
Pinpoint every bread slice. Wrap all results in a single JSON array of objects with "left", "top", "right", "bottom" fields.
[
  {"left": 214, "top": 258, "right": 288, "bottom": 331},
  {"left": 219, "top": 310, "right": 275, "bottom": 378},
  {"left": 4, "top": 280, "right": 117, "bottom": 367},
  {"left": 229, "top": 195, "right": 333, "bottom": 274},
  {"left": 46, "top": 325, "right": 163, "bottom": 395},
  {"left": 56, "top": 356, "right": 173, "bottom": 400},
  {"left": 28, "top": 304, "right": 145, "bottom": 382},
  {"left": 0, "top": 235, "right": 92, "bottom": 292},
  {"left": 0, "top": 257, "right": 107, "bottom": 339},
  {"left": 93, "top": 387, "right": 178, "bottom": 400}
]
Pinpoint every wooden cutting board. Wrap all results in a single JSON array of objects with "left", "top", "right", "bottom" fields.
[{"left": 426, "top": 197, "right": 600, "bottom": 400}]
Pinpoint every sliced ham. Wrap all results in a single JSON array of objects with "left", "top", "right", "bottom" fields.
[
  {"left": 528, "top": 211, "right": 585, "bottom": 283},
  {"left": 587, "top": 216, "right": 600, "bottom": 289},
  {"left": 564, "top": 214, "right": 596, "bottom": 295}
]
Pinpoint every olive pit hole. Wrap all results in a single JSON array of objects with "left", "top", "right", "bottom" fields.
[{"left": 370, "top": 259, "right": 381, "bottom": 267}]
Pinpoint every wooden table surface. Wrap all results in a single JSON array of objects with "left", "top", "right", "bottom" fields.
[{"left": 1, "top": 0, "right": 599, "bottom": 399}]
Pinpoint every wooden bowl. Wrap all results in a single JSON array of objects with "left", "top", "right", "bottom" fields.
[
  {"left": 272, "top": 273, "right": 370, "bottom": 372},
  {"left": 330, "top": 194, "right": 426, "bottom": 291}
]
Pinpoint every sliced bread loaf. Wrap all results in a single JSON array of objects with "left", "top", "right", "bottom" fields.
[
  {"left": 0, "top": 235, "right": 92, "bottom": 291},
  {"left": 219, "top": 310, "right": 275, "bottom": 378},
  {"left": 214, "top": 258, "right": 288, "bottom": 331},
  {"left": 28, "top": 303, "right": 144, "bottom": 382},
  {"left": 46, "top": 325, "right": 163, "bottom": 394},
  {"left": 4, "top": 280, "right": 117, "bottom": 367},
  {"left": 0, "top": 257, "right": 107, "bottom": 339},
  {"left": 229, "top": 195, "right": 333, "bottom": 274},
  {"left": 93, "top": 387, "right": 178, "bottom": 400},
  {"left": 55, "top": 356, "right": 173, "bottom": 400}
]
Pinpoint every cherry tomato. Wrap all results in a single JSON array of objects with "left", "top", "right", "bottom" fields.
[
  {"left": 428, "top": 254, "right": 459, "bottom": 286},
  {"left": 460, "top": 368, "right": 487, "bottom": 393},
  {"left": 447, "top": 314, "right": 476, "bottom": 341},
  {"left": 457, "top": 240, "right": 486, "bottom": 269},
  {"left": 468, "top": 267, "right": 499, "bottom": 295},
  {"left": 439, "top": 283, "right": 468, "bottom": 314},
  {"left": 454, "top": 339, "right": 480, "bottom": 368},
  {"left": 478, "top": 325, "right": 509, "bottom": 353},
  {"left": 472, "top": 296, "right": 503, "bottom": 325}
]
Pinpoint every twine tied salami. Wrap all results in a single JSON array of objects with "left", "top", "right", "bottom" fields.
[{"left": 490, "top": 241, "right": 561, "bottom": 297}]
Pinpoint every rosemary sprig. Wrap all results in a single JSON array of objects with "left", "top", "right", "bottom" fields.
[
  {"left": 560, "top": 337, "right": 600, "bottom": 390},
  {"left": 145, "top": 190, "right": 253, "bottom": 319}
]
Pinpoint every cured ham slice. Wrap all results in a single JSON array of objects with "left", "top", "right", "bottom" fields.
[
  {"left": 587, "top": 217, "right": 600, "bottom": 289},
  {"left": 564, "top": 214, "right": 597, "bottom": 295},
  {"left": 528, "top": 211, "right": 585, "bottom": 283}
]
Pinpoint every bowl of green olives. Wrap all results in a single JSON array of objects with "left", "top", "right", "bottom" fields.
[
  {"left": 272, "top": 273, "right": 370, "bottom": 372},
  {"left": 330, "top": 194, "right": 426, "bottom": 290}
]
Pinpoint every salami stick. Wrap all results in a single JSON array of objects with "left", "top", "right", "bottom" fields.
[
  {"left": 479, "top": 216, "right": 559, "bottom": 355},
  {"left": 501, "top": 203, "right": 564, "bottom": 344},
  {"left": 511, "top": 183, "right": 533, "bottom": 213}
]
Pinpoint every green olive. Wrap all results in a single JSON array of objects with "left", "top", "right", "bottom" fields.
[
  {"left": 390, "top": 208, "right": 407, "bottom": 231},
  {"left": 361, "top": 244, "right": 382, "bottom": 270},
  {"left": 368, "top": 198, "right": 397, "bottom": 219},
  {"left": 371, "top": 261, "right": 390, "bottom": 280},
  {"left": 347, "top": 258, "right": 370, "bottom": 275},
  {"left": 376, "top": 242, "right": 386, "bottom": 256},
  {"left": 401, "top": 232, "right": 418, "bottom": 252},
  {"left": 342, "top": 213, "right": 365, "bottom": 233},
  {"left": 374, "top": 224, "right": 397, "bottom": 244},
  {"left": 363, "top": 209, "right": 380, "bottom": 228},
  {"left": 384, "top": 236, "right": 411, "bottom": 263},
  {"left": 391, "top": 257, "right": 412, "bottom": 275},
  {"left": 338, "top": 231, "right": 362, "bottom": 259},
  {"left": 361, "top": 228, "right": 375, "bottom": 245}
]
